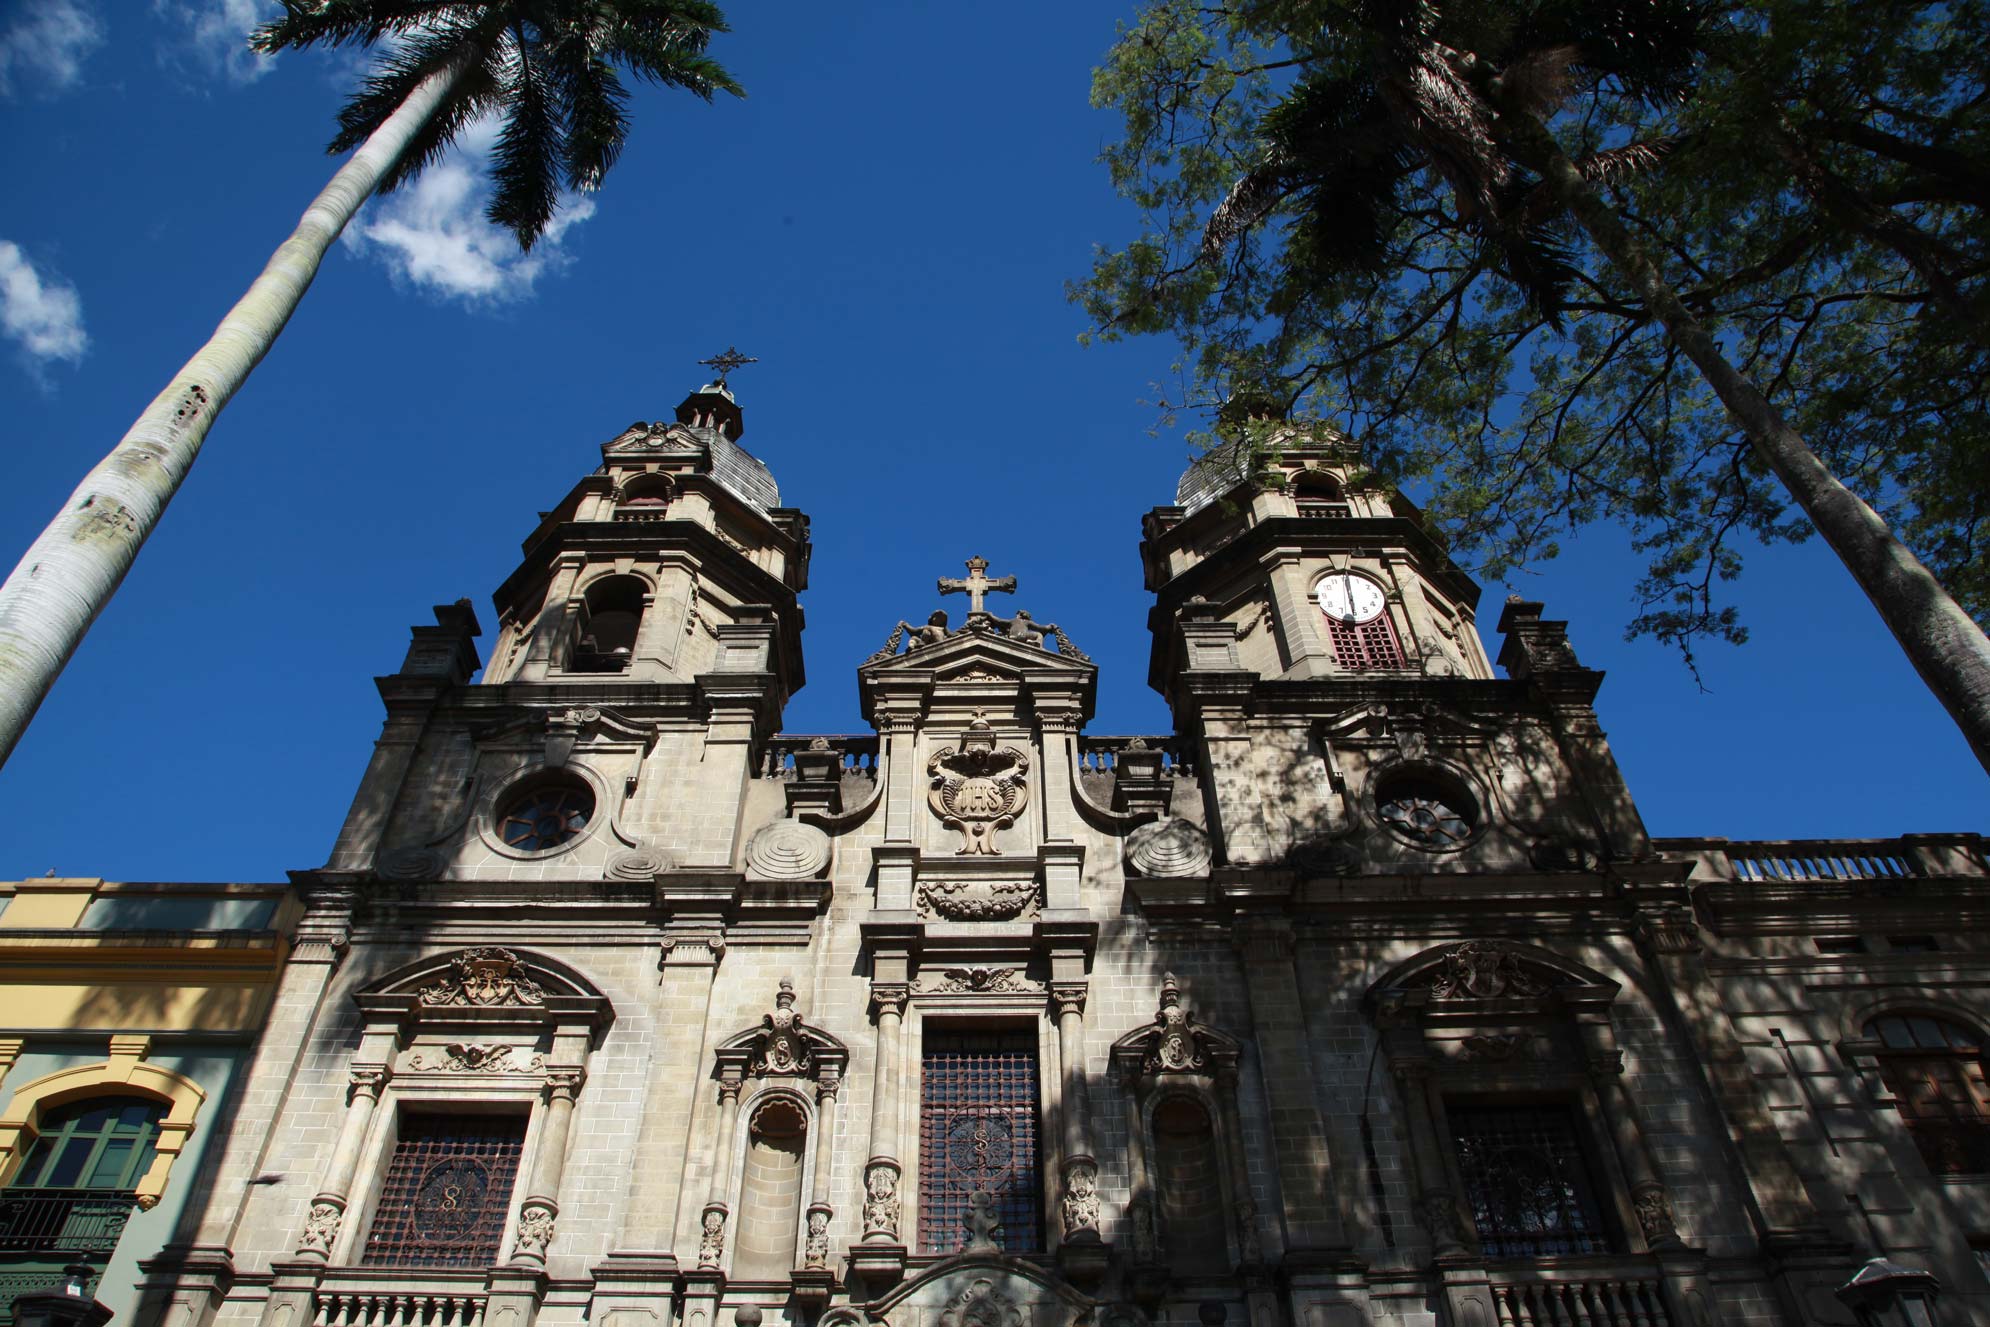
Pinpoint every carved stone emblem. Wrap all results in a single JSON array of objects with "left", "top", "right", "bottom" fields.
[
  {"left": 298, "top": 1200, "right": 342, "bottom": 1256},
  {"left": 1128, "top": 1194, "right": 1158, "bottom": 1262},
  {"left": 417, "top": 947, "right": 547, "bottom": 1007},
  {"left": 916, "top": 878, "right": 1041, "bottom": 921},
  {"left": 513, "top": 1202, "right": 556, "bottom": 1260},
  {"left": 744, "top": 819, "right": 833, "bottom": 880},
  {"left": 925, "top": 966, "right": 1036, "bottom": 994},
  {"left": 1125, "top": 817, "right": 1213, "bottom": 878},
  {"left": 697, "top": 1206, "right": 726, "bottom": 1268},
  {"left": 1059, "top": 1160, "right": 1100, "bottom": 1239},
  {"left": 862, "top": 1163, "right": 901, "bottom": 1239},
  {"left": 1149, "top": 974, "right": 1206, "bottom": 1072},
  {"left": 1458, "top": 1033, "right": 1535, "bottom": 1063},
  {"left": 755, "top": 980, "right": 812, "bottom": 1076},
  {"left": 804, "top": 1207, "right": 831, "bottom": 1268},
  {"left": 406, "top": 1043, "right": 544, "bottom": 1073},
  {"left": 1634, "top": 1184, "right": 1678, "bottom": 1246},
  {"left": 939, "top": 1278, "right": 1024, "bottom": 1327},
  {"left": 1428, "top": 941, "right": 1554, "bottom": 1001},
  {"left": 927, "top": 717, "right": 1030, "bottom": 855}
]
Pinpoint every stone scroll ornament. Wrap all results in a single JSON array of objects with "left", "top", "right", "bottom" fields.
[
  {"left": 417, "top": 947, "right": 547, "bottom": 1007},
  {"left": 1427, "top": 940, "right": 1555, "bottom": 1001},
  {"left": 804, "top": 1207, "right": 831, "bottom": 1268},
  {"left": 754, "top": 980, "right": 812, "bottom": 1076},
  {"left": 298, "top": 1201, "right": 342, "bottom": 1256},
  {"left": 927, "top": 716, "right": 1030, "bottom": 855},
  {"left": 513, "top": 1202, "right": 557, "bottom": 1260},
  {"left": 697, "top": 1206, "right": 726, "bottom": 1267},
  {"left": 1147, "top": 973, "right": 1207, "bottom": 1073},
  {"left": 1060, "top": 1160, "right": 1101, "bottom": 1239}
]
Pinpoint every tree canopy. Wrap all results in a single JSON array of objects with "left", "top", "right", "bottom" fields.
[{"left": 1077, "top": 0, "right": 1990, "bottom": 662}]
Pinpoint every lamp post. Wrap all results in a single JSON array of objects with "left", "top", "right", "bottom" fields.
[
  {"left": 1835, "top": 1258, "right": 1942, "bottom": 1327},
  {"left": 12, "top": 1262, "right": 114, "bottom": 1327}
]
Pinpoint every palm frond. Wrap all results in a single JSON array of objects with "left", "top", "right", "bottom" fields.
[
  {"left": 486, "top": 28, "right": 565, "bottom": 248},
  {"left": 544, "top": 21, "right": 632, "bottom": 192},
  {"left": 253, "top": 0, "right": 475, "bottom": 54}
]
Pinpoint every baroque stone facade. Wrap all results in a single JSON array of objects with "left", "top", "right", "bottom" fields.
[{"left": 115, "top": 383, "right": 1990, "bottom": 1327}]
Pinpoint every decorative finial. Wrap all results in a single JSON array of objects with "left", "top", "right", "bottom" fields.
[
  {"left": 697, "top": 346, "right": 758, "bottom": 385},
  {"left": 777, "top": 978, "right": 796, "bottom": 1006},
  {"left": 1160, "top": 972, "right": 1181, "bottom": 1006},
  {"left": 938, "top": 556, "right": 1018, "bottom": 617}
]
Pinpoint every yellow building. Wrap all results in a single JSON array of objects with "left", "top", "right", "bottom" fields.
[{"left": 0, "top": 877, "right": 297, "bottom": 1324}]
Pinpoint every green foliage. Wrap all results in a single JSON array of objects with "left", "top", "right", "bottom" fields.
[
  {"left": 255, "top": 0, "right": 743, "bottom": 249},
  {"left": 1076, "top": 0, "right": 1990, "bottom": 656}
]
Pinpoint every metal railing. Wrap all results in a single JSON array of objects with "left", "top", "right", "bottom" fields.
[
  {"left": 0, "top": 1188, "right": 135, "bottom": 1255},
  {"left": 1656, "top": 835, "right": 1986, "bottom": 883}
]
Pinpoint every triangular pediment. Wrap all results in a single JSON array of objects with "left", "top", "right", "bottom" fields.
[{"left": 860, "top": 624, "right": 1095, "bottom": 678}]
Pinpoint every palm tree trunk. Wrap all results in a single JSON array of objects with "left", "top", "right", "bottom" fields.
[
  {"left": 1498, "top": 106, "right": 1990, "bottom": 778},
  {"left": 0, "top": 58, "right": 475, "bottom": 770}
]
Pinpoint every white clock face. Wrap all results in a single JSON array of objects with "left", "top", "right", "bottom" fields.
[{"left": 1316, "top": 573, "right": 1386, "bottom": 624}]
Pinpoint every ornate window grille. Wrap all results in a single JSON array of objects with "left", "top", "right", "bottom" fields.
[
  {"left": 1326, "top": 615, "right": 1404, "bottom": 670},
  {"left": 361, "top": 1115, "right": 526, "bottom": 1268},
  {"left": 0, "top": 1097, "right": 158, "bottom": 1323},
  {"left": 1867, "top": 1014, "right": 1990, "bottom": 1175},
  {"left": 1449, "top": 1104, "right": 1609, "bottom": 1257},
  {"left": 918, "top": 1030, "right": 1042, "bottom": 1255}
]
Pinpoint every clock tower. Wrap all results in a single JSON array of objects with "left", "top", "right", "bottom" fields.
[{"left": 1140, "top": 429, "right": 1649, "bottom": 871}]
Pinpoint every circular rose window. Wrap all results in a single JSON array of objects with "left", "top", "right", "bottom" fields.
[
  {"left": 497, "top": 780, "right": 595, "bottom": 851},
  {"left": 1375, "top": 775, "right": 1478, "bottom": 848}
]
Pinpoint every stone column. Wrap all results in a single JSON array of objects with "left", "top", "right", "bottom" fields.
[
  {"left": 1387, "top": 1057, "right": 1468, "bottom": 1257},
  {"left": 1570, "top": 1016, "right": 1681, "bottom": 1252},
  {"left": 804, "top": 1075, "right": 840, "bottom": 1269},
  {"left": 294, "top": 1065, "right": 389, "bottom": 1261},
  {"left": 1213, "top": 1065, "right": 1266, "bottom": 1264},
  {"left": 695, "top": 1069, "right": 745, "bottom": 1270},
  {"left": 615, "top": 927, "right": 723, "bottom": 1258},
  {"left": 1051, "top": 983, "right": 1102, "bottom": 1255},
  {"left": 1119, "top": 1067, "right": 1156, "bottom": 1263},
  {"left": 851, "top": 982, "right": 909, "bottom": 1286},
  {"left": 511, "top": 1069, "right": 584, "bottom": 1265}
]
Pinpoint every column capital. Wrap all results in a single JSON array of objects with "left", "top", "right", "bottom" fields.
[
  {"left": 1050, "top": 982, "right": 1088, "bottom": 1017},
  {"left": 544, "top": 1069, "right": 585, "bottom": 1102},
  {"left": 347, "top": 1067, "right": 388, "bottom": 1102},
  {"left": 870, "top": 982, "right": 911, "bottom": 1019}
]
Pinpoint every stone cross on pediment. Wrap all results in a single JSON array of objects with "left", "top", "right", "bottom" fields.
[{"left": 939, "top": 556, "right": 1017, "bottom": 616}]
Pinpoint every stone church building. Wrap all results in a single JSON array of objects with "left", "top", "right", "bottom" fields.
[{"left": 42, "top": 377, "right": 1985, "bottom": 1327}]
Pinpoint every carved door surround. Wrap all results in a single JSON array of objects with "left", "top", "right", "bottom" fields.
[
  {"left": 703, "top": 981, "right": 850, "bottom": 1297},
  {"left": 262, "top": 947, "right": 613, "bottom": 1327},
  {"left": 1109, "top": 974, "right": 1256, "bottom": 1301},
  {"left": 1364, "top": 941, "right": 1713, "bottom": 1327}
]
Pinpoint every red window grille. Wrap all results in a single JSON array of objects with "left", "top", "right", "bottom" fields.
[
  {"left": 1325, "top": 614, "right": 1404, "bottom": 670},
  {"left": 1449, "top": 1104, "right": 1610, "bottom": 1257},
  {"left": 1868, "top": 1015, "right": 1990, "bottom": 1175},
  {"left": 919, "top": 1030, "right": 1042, "bottom": 1255},
  {"left": 361, "top": 1115, "right": 526, "bottom": 1268}
]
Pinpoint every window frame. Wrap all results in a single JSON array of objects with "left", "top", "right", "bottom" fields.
[{"left": 1852, "top": 1011, "right": 1990, "bottom": 1179}]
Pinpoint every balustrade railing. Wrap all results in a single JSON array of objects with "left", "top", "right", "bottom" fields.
[
  {"left": 1489, "top": 1261, "right": 1670, "bottom": 1327},
  {"left": 1655, "top": 835, "right": 1989, "bottom": 883},
  {"left": 313, "top": 1274, "right": 487, "bottom": 1327},
  {"left": 611, "top": 509, "right": 670, "bottom": 524},
  {"left": 1076, "top": 736, "right": 1197, "bottom": 780},
  {"left": 760, "top": 735, "right": 880, "bottom": 780}
]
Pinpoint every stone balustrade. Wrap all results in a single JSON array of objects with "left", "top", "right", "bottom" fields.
[
  {"left": 1488, "top": 1259, "right": 1671, "bottom": 1327},
  {"left": 313, "top": 1273, "right": 487, "bottom": 1327},
  {"left": 760, "top": 735, "right": 880, "bottom": 780},
  {"left": 1656, "top": 833, "right": 1985, "bottom": 882}
]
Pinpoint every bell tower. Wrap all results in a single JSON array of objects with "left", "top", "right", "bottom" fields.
[
  {"left": 317, "top": 363, "right": 811, "bottom": 885},
  {"left": 1141, "top": 429, "right": 1650, "bottom": 873}
]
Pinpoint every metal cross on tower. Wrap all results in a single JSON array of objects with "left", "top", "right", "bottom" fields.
[
  {"left": 697, "top": 346, "right": 758, "bottom": 384},
  {"left": 938, "top": 556, "right": 1017, "bottom": 616}
]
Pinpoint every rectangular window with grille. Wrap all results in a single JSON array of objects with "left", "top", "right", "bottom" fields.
[
  {"left": 918, "top": 1029, "right": 1043, "bottom": 1255},
  {"left": 1326, "top": 616, "right": 1405, "bottom": 670},
  {"left": 1449, "top": 1103, "right": 1610, "bottom": 1257},
  {"left": 361, "top": 1114, "right": 526, "bottom": 1268}
]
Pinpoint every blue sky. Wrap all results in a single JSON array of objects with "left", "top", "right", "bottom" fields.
[{"left": 0, "top": 1, "right": 1980, "bottom": 884}]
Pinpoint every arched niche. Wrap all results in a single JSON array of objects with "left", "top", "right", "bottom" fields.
[
  {"left": 1109, "top": 974, "right": 1258, "bottom": 1294},
  {"left": 1362, "top": 940, "right": 1680, "bottom": 1261},
  {"left": 696, "top": 982, "right": 849, "bottom": 1295}
]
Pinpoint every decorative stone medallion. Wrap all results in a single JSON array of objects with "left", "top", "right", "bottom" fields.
[
  {"left": 417, "top": 947, "right": 547, "bottom": 1008},
  {"left": 1124, "top": 817, "right": 1213, "bottom": 878},
  {"left": 605, "top": 847, "right": 672, "bottom": 881},
  {"left": 927, "top": 718, "right": 1030, "bottom": 855},
  {"left": 744, "top": 819, "right": 833, "bottom": 880}
]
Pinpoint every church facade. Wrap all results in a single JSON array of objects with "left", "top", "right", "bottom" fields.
[{"left": 40, "top": 378, "right": 1982, "bottom": 1327}]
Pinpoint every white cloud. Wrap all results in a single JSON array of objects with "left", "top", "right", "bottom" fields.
[
  {"left": 342, "top": 120, "right": 597, "bottom": 305},
  {"left": 153, "top": 0, "right": 279, "bottom": 85},
  {"left": 0, "top": 242, "right": 89, "bottom": 378},
  {"left": 0, "top": 1, "right": 104, "bottom": 97}
]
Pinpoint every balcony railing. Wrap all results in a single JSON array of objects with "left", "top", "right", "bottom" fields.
[
  {"left": 314, "top": 1270, "right": 488, "bottom": 1327},
  {"left": 761, "top": 735, "right": 880, "bottom": 780},
  {"left": 1656, "top": 835, "right": 1986, "bottom": 884},
  {"left": 0, "top": 1188, "right": 135, "bottom": 1255},
  {"left": 1489, "top": 1258, "right": 1671, "bottom": 1327},
  {"left": 1076, "top": 735, "right": 1198, "bottom": 780}
]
